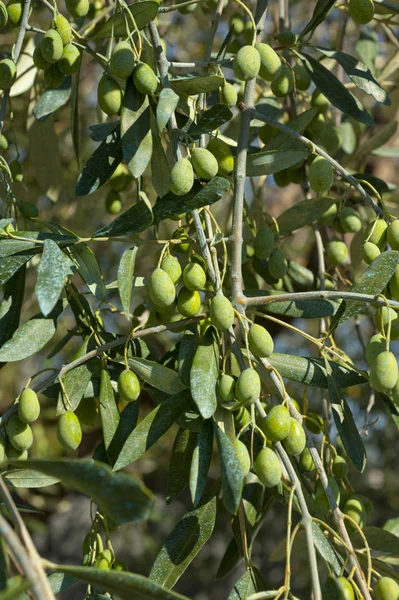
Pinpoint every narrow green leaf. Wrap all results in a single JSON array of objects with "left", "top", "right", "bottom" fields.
[
  {"left": 0, "top": 254, "right": 33, "bottom": 287},
  {"left": 33, "top": 77, "right": 72, "bottom": 121},
  {"left": 91, "top": 1, "right": 160, "bottom": 39},
  {"left": 0, "top": 576, "right": 30, "bottom": 600},
  {"left": 0, "top": 316, "right": 56, "bottom": 362},
  {"left": 99, "top": 369, "right": 120, "bottom": 464},
  {"left": 93, "top": 198, "right": 153, "bottom": 238},
  {"left": 246, "top": 149, "right": 309, "bottom": 177},
  {"left": 379, "top": 391, "right": 399, "bottom": 431},
  {"left": 107, "top": 401, "right": 140, "bottom": 464},
  {"left": 352, "top": 526, "right": 399, "bottom": 555},
  {"left": 170, "top": 75, "right": 224, "bottom": 96},
  {"left": 156, "top": 88, "right": 179, "bottom": 132},
  {"left": 0, "top": 265, "right": 25, "bottom": 350},
  {"left": 118, "top": 246, "right": 138, "bottom": 319},
  {"left": 189, "top": 419, "right": 213, "bottom": 506},
  {"left": 128, "top": 357, "right": 187, "bottom": 394},
  {"left": 299, "top": 0, "right": 335, "bottom": 40},
  {"left": 9, "top": 459, "right": 155, "bottom": 524},
  {"left": 249, "top": 291, "right": 339, "bottom": 319},
  {"left": 36, "top": 239, "right": 73, "bottom": 316},
  {"left": 167, "top": 427, "right": 197, "bottom": 504},
  {"left": 190, "top": 327, "right": 219, "bottom": 419},
  {"left": 70, "top": 243, "right": 106, "bottom": 300},
  {"left": 3, "top": 470, "right": 60, "bottom": 488},
  {"left": 150, "top": 492, "right": 217, "bottom": 589},
  {"left": 188, "top": 104, "right": 233, "bottom": 137},
  {"left": 228, "top": 569, "right": 260, "bottom": 600},
  {"left": 121, "top": 79, "right": 153, "bottom": 179},
  {"left": 262, "top": 108, "right": 318, "bottom": 151},
  {"left": 113, "top": 390, "right": 190, "bottom": 471},
  {"left": 56, "top": 337, "right": 94, "bottom": 414},
  {"left": 312, "top": 522, "right": 342, "bottom": 575},
  {"left": 89, "top": 120, "right": 120, "bottom": 142},
  {"left": 277, "top": 196, "right": 337, "bottom": 236},
  {"left": 214, "top": 422, "right": 243, "bottom": 515},
  {"left": 0, "top": 239, "right": 41, "bottom": 258},
  {"left": 298, "top": 52, "right": 374, "bottom": 126},
  {"left": 75, "top": 128, "right": 123, "bottom": 196},
  {"left": 150, "top": 113, "right": 171, "bottom": 198},
  {"left": 178, "top": 331, "right": 198, "bottom": 388},
  {"left": 353, "top": 121, "right": 397, "bottom": 163}
]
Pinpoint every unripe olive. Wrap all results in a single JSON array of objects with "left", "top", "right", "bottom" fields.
[
  {"left": 206, "top": 138, "right": 234, "bottom": 176},
  {"left": 271, "top": 64, "right": 294, "bottom": 97},
  {"left": 105, "top": 190, "right": 122, "bottom": 215},
  {"left": 0, "top": 59, "right": 16, "bottom": 90},
  {"left": 6, "top": 0, "right": 22, "bottom": 26},
  {"left": 18, "top": 388, "right": 40, "bottom": 424},
  {"left": 299, "top": 447, "right": 315, "bottom": 472},
  {"left": 161, "top": 254, "right": 182, "bottom": 285},
  {"left": 293, "top": 63, "right": 311, "bottom": 90},
  {"left": 170, "top": 158, "right": 194, "bottom": 196},
  {"left": 33, "top": 44, "right": 51, "bottom": 70},
  {"left": 315, "top": 476, "right": 340, "bottom": 514},
  {"left": 263, "top": 405, "right": 291, "bottom": 442},
  {"left": 66, "top": 0, "right": 89, "bottom": 18},
  {"left": 365, "top": 333, "right": 386, "bottom": 365},
  {"left": 9, "top": 159, "right": 23, "bottom": 182},
  {"left": 364, "top": 218, "right": 387, "bottom": 249},
  {"left": 322, "top": 576, "right": 355, "bottom": 600},
  {"left": 97, "top": 75, "right": 122, "bottom": 116},
  {"left": 234, "top": 439, "right": 251, "bottom": 476},
  {"left": 248, "top": 324, "right": 274, "bottom": 357},
  {"left": 254, "top": 226, "right": 274, "bottom": 260},
  {"left": 387, "top": 220, "right": 399, "bottom": 250},
  {"left": 327, "top": 237, "right": 348, "bottom": 266},
  {"left": 133, "top": 62, "right": 158, "bottom": 95},
  {"left": 0, "top": 134, "right": 8, "bottom": 151},
  {"left": 96, "top": 549, "right": 112, "bottom": 569},
  {"left": 75, "top": 397, "right": 98, "bottom": 425},
  {"left": 220, "top": 82, "right": 237, "bottom": 107},
  {"left": 6, "top": 442, "right": 28, "bottom": 460},
  {"left": 44, "top": 64, "right": 65, "bottom": 89},
  {"left": 173, "top": 230, "right": 190, "bottom": 253},
  {"left": 149, "top": 267, "right": 175, "bottom": 308},
  {"left": 254, "top": 42, "right": 281, "bottom": 82},
  {"left": 389, "top": 265, "right": 399, "bottom": 301},
  {"left": 109, "top": 41, "right": 135, "bottom": 79},
  {"left": 332, "top": 455, "right": 348, "bottom": 479},
  {"left": 343, "top": 495, "right": 367, "bottom": 529},
  {"left": 210, "top": 293, "right": 235, "bottom": 331},
  {"left": 255, "top": 447, "right": 282, "bottom": 488},
  {"left": 118, "top": 369, "right": 140, "bottom": 402},
  {"left": 362, "top": 241, "right": 380, "bottom": 264},
  {"left": 283, "top": 418, "right": 306, "bottom": 456},
  {"left": 109, "top": 163, "right": 130, "bottom": 192},
  {"left": 177, "top": 288, "right": 201, "bottom": 317},
  {"left": 339, "top": 207, "right": 362, "bottom": 233},
  {"left": 58, "top": 44, "right": 80, "bottom": 75},
  {"left": 52, "top": 13, "right": 72, "bottom": 45},
  {"left": 236, "top": 368, "right": 261, "bottom": 405},
  {"left": 348, "top": 0, "right": 374, "bottom": 24},
  {"left": 308, "top": 156, "right": 334, "bottom": 194},
  {"left": 40, "top": 29, "right": 63, "bottom": 64},
  {"left": 218, "top": 373, "right": 236, "bottom": 402},
  {"left": 311, "top": 88, "right": 330, "bottom": 112},
  {"left": 233, "top": 45, "right": 261, "bottom": 81},
  {"left": 320, "top": 123, "right": 342, "bottom": 154},
  {"left": 183, "top": 262, "right": 206, "bottom": 291},
  {"left": 234, "top": 406, "right": 251, "bottom": 430},
  {"left": 375, "top": 576, "right": 399, "bottom": 600},
  {"left": 275, "top": 30, "right": 297, "bottom": 47},
  {"left": 6, "top": 415, "right": 33, "bottom": 451},
  {"left": 191, "top": 148, "right": 218, "bottom": 180},
  {"left": 57, "top": 411, "right": 82, "bottom": 451},
  {"left": 375, "top": 306, "right": 399, "bottom": 340},
  {"left": 268, "top": 248, "right": 288, "bottom": 279},
  {"left": 318, "top": 199, "right": 338, "bottom": 225},
  {"left": 369, "top": 350, "right": 398, "bottom": 392},
  {"left": 229, "top": 13, "right": 245, "bottom": 35},
  {"left": 0, "top": 0, "right": 8, "bottom": 29}
]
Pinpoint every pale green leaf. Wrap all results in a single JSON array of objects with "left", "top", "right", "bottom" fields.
[
  {"left": 190, "top": 327, "right": 219, "bottom": 419},
  {"left": 118, "top": 246, "right": 138, "bottom": 319},
  {"left": 35, "top": 239, "right": 73, "bottom": 316}
]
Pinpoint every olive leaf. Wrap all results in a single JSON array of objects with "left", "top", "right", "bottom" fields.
[
  {"left": 56, "top": 337, "right": 95, "bottom": 415},
  {"left": 99, "top": 369, "right": 120, "bottom": 465},
  {"left": 128, "top": 357, "right": 187, "bottom": 395},
  {"left": 167, "top": 428, "right": 198, "bottom": 505},
  {"left": 121, "top": 79, "right": 153, "bottom": 179},
  {"left": 261, "top": 107, "right": 318, "bottom": 151},
  {"left": 170, "top": 75, "right": 225, "bottom": 97},
  {"left": 93, "top": 198, "right": 153, "bottom": 238},
  {"left": 90, "top": 1, "right": 160, "bottom": 39},
  {"left": 246, "top": 149, "right": 309, "bottom": 177},
  {"left": 70, "top": 57, "right": 82, "bottom": 166},
  {"left": 75, "top": 127, "right": 123, "bottom": 196},
  {"left": 70, "top": 243, "right": 105, "bottom": 300},
  {"left": 178, "top": 331, "right": 198, "bottom": 387},
  {"left": 188, "top": 104, "right": 233, "bottom": 137},
  {"left": 190, "top": 327, "right": 219, "bottom": 419},
  {"left": 3, "top": 470, "right": 60, "bottom": 488},
  {"left": 156, "top": 88, "right": 179, "bottom": 132},
  {"left": 33, "top": 76, "right": 72, "bottom": 122},
  {"left": 0, "top": 254, "right": 34, "bottom": 287},
  {"left": 150, "top": 111, "right": 171, "bottom": 198},
  {"left": 228, "top": 568, "right": 262, "bottom": 600},
  {"left": 0, "top": 266, "right": 26, "bottom": 351},
  {"left": 118, "top": 246, "right": 138, "bottom": 319},
  {"left": 277, "top": 196, "right": 337, "bottom": 236},
  {"left": 298, "top": 0, "right": 335, "bottom": 40},
  {"left": 0, "top": 315, "right": 57, "bottom": 362},
  {"left": 189, "top": 419, "right": 213, "bottom": 506},
  {"left": 248, "top": 290, "right": 339, "bottom": 319},
  {"left": 214, "top": 422, "right": 243, "bottom": 515}
]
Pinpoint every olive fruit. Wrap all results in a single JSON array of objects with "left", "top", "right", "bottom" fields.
[
  {"left": 233, "top": 45, "right": 261, "bottom": 81},
  {"left": 173, "top": 230, "right": 190, "bottom": 253},
  {"left": 191, "top": 148, "right": 218, "bottom": 180},
  {"left": 234, "top": 406, "right": 251, "bottom": 430},
  {"left": 248, "top": 323, "right": 274, "bottom": 357},
  {"left": 236, "top": 368, "right": 261, "bottom": 405},
  {"left": 6, "top": 443, "right": 28, "bottom": 460},
  {"left": 268, "top": 248, "right": 288, "bottom": 279},
  {"left": 327, "top": 238, "right": 348, "bottom": 266},
  {"left": 364, "top": 218, "right": 387, "bottom": 249},
  {"left": 33, "top": 44, "right": 51, "bottom": 70},
  {"left": 271, "top": 64, "right": 294, "bottom": 97},
  {"left": 218, "top": 373, "right": 235, "bottom": 402},
  {"left": 343, "top": 495, "right": 367, "bottom": 529},
  {"left": 109, "top": 41, "right": 135, "bottom": 79},
  {"left": 254, "top": 42, "right": 281, "bottom": 81},
  {"left": 375, "top": 577, "right": 399, "bottom": 600},
  {"left": 365, "top": 333, "right": 386, "bottom": 364},
  {"left": 210, "top": 293, "right": 235, "bottom": 331},
  {"left": 170, "top": 158, "right": 194, "bottom": 196},
  {"left": 57, "top": 411, "right": 82, "bottom": 451},
  {"left": 221, "top": 82, "right": 237, "bottom": 107},
  {"left": 263, "top": 405, "right": 291, "bottom": 442},
  {"left": 322, "top": 576, "right": 355, "bottom": 600},
  {"left": 308, "top": 113, "right": 326, "bottom": 138},
  {"left": 375, "top": 307, "right": 399, "bottom": 340},
  {"left": 58, "top": 44, "right": 81, "bottom": 75},
  {"left": 161, "top": 254, "right": 182, "bottom": 285},
  {"left": 105, "top": 190, "right": 122, "bottom": 215},
  {"left": 0, "top": 1, "right": 8, "bottom": 29},
  {"left": 255, "top": 447, "right": 282, "bottom": 488},
  {"left": 40, "top": 29, "right": 63, "bottom": 64},
  {"left": 387, "top": 220, "right": 399, "bottom": 250},
  {"left": 9, "top": 160, "right": 23, "bottom": 182},
  {"left": 283, "top": 418, "right": 306, "bottom": 456},
  {"left": 299, "top": 447, "right": 315, "bottom": 472},
  {"left": 0, "top": 59, "right": 16, "bottom": 90},
  {"left": 332, "top": 455, "right": 348, "bottom": 479},
  {"left": 254, "top": 225, "right": 274, "bottom": 260},
  {"left": 339, "top": 207, "right": 362, "bottom": 233},
  {"left": 6, "top": 0, "right": 22, "bottom": 26},
  {"left": 229, "top": 13, "right": 244, "bottom": 35},
  {"left": 234, "top": 439, "right": 251, "bottom": 476},
  {"left": 66, "top": 0, "right": 89, "bottom": 18},
  {"left": 44, "top": 64, "right": 65, "bottom": 89},
  {"left": 362, "top": 241, "right": 380, "bottom": 264},
  {"left": 97, "top": 75, "right": 122, "bottom": 116},
  {"left": 0, "top": 134, "right": 8, "bottom": 151},
  {"left": 348, "top": 0, "right": 374, "bottom": 24},
  {"left": 177, "top": 288, "right": 201, "bottom": 317},
  {"left": 118, "top": 369, "right": 140, "bottom": 402},
  {"left": 315, "top": 476, "right": 340, "bottom": 514},
  {"left": 149, "top": 268, "right": 175, "bottom": 308},
  {"left": 206, "top": 138, "right": 234, "bottom": 176},
  {"left": 96, "top": 549, "right": 113, "bottom": 569},
  {"left": 18, "top": 388, "right": 40, "bottom": 424},
  {"left": 318, "top": 200, "right": 338, "bottom": 225},
  {"left": 311, "top": 88, "right": 330, "bottom": 112},
  {"left": 75, "top": 397, "right": 98, "bottom": 425},
  {"left": 293, "top": 63, "right": 311, "bottom": 90},
  {"left": 369, "top": 350, "right": 398, "bottom": 392},
  {"left": 308, "top": 156, "right": 334, "bottom": 194},
  {"left": 133, "top": 63, "right": 158, "bottom": 95},
  {"left": 320, "top": 123, "right": 342, "bottom": 155},
  {"left": 109, "top": 163, "right": 130, "bottom": 191},
  {"left": 183, "top": 262, "right": 206, "bottom": 291},
  {"left": 52, "top": 13, "right": 72, "bottom": 45},
  {"left": 275, "top": 30, "right": 297, "bottom": 47},
  {"left": 6, "top": 415, "right": 33, "bottom": 451}
]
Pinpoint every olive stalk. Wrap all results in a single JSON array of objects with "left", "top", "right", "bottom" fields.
[{"left": 243, "top": 289, "right": 399, "bottom": 310}]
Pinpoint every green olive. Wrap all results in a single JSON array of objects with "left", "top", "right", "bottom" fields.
[
  {"left": 57, "top": 411, "right": 82, "bottom": 451},
  {"left": 18, "top": 388, "right": 40, "bottom": 424},
  {"left": 118, "top": 369, "right": 140, "bottom": 402},
  {"left": 210, "top": 293, "right": 235, "bottom": 332},
  {"left": 235, "top": 368, "right": 261, "bottom": 405},
  {"left": 248, "top": 323, "right": 274, "bottom": 357},
  {"left": 6, "top": 415, "right": 33, "bottom": 451},
  {"left": 255, "top": 447, "right": 282, "bottom": 488},
  {"left": 262, "top": 405, "right": 291, "bottom": 442},
  {"left": 282, "top": 418, "right": 306, "bottom": 456}
]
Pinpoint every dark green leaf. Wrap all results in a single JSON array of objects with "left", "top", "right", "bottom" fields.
[
  {"left": 216, "top": 537, "right": 241, "bottom": 579},
  {"left": 312, "top": 521, "right": 342, "bottom": 575},
  {"left": 93, "top": 198, "right": 153, "bottom": 238},
  {"left": 170, "top": 75, "right": 224, "bottom": 96},
  {"left": 0, "top": 316, "right": 56, "bottom": 362},
  {"left": 298, "top": 52, "right": 374, "bottom": 126},
  {"left": 113, "top": 390, "right": 190, "bottom": 471},
  {"left": 250, "top": 98, "right": 280, "bottom": 127},
  {"left": 128, "top": 357, "right": 186, "bottom": 394},
  {"left": 118, "top": 246, "right": 138, "bottom": 319},
  {"left": 277, "top": 196, "right": 337, "bottom": 236},
  {"left": 214, "top": 422, "right": 243, "bottom": 515},
  {"left": 121, "top": 79, "right": 153, "bottom": 179},
  {"left": 0, "top": 266, "right": 25, "bottom": 350},
  {"left": 352, "top": 526, "right": 399, "bottom": 555},
  {"left": 154, "top": 177, "right": 230, "bottom": 222},
  {"left": 156, "top": 88, "right": 179, "bottom": 132},
  {"left": 3, "top": 470, "right": 60, "bottom": 488},
  {"left": 91, "top": 1, "right": 160, "bottom": 39},
  {"left": 299, "top": 0, "right": 335, "bottom": 40},
  {"left": 99, "top": 369, "right": 120, "bottom": 464},
  {"left": 0, "top": 239, "right": 41, "bottom": 259},
  {"left": 287, "top": 259, "right": 335, "bottom": 290},
  {"left": 56, "top": 337, "right": 94, "bottom": 414},
  {"left": 89, "top": 121, "right": 120, "bottom": 142},
  {"left": 178, "top": 331, "right": 198, "bottom": 388},
  {"left": 35, "top": 239, "right": 73, "bottom": 316},
  {"left": 228, "top": 569, "right": 260, "bottom": 600},
  {"left": 9, "top": 459, "right": 155, "bottom": 524},
  {"left": 70, "top": 243, "right": 105, "bottom": 300},
  {"left": 33, "top": 77, "right": 72, "bottom": 121},
  {"left": 189, "top": 419, "right": 213, "bottom": 506},
  {"left": 0, "top": 253, "right": 34, "bottom": 287},
  {"left": 188, "top": 104, "right": 233, "bottom": 136},
  {"left": 167, "top": 428, "right": 198, "bottom": 504},
  {"left": 248, "top": 291, "right": 339, "bottom": 319},
  {"left": 75, "top": 128, "right": 123, "bottom": 196},
  {"left": 246, "top": 149, "right": 309, "bottom": 177},
  {"left": 150, "top": 111, "right": 171, "bottom": 198},
  {"left": 353, "top": 172, "right": 393, "bottom": 194},
  {"left": 107, "top": 401, "right": 140, "bottom": 466},
  {"left": 262, "top": 108, "right": 318, "bottom": 151},
  {"left": 150, "top": 492, "right": 217, "bottom": 589},
  {"left": 0, "top": 539, "right": 7, "bottom": 591},
  {"left": 190, "top": 327, "right": 219, "bottom": 419}
]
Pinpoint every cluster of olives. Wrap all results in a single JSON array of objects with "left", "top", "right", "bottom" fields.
[
  {"left": 82, "top": 531, "right": 125, "bottom": 572},
  {"left": 0, "top": 388, "right": 40, "bottom": 461},
  {"left": 104, "top": 163, "right": 132, "bottom": 215}
]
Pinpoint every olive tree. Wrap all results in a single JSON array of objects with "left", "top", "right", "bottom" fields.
[{"left": 0, "top": 0, "right": 399, "bottom": 597}]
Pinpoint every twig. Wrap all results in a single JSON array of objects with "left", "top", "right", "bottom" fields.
[{"left": 243, "top": 289, "right": 399, "bottom": 310}]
